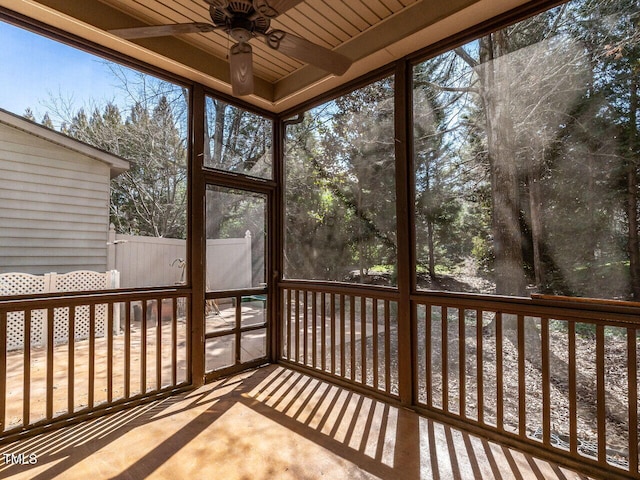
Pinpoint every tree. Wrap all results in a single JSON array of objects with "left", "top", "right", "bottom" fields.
[
  {"left": 413, "top": 56, "right": 478, "bottom": 282},
  {"left": 41, "top": 113, "right": 54, "bottom": 129},
  {"left": 23, "top": 108, "right": 36, "bottom": 122},
  {"left": 572, "top": 0, "right": 640, "bottom": 298},
  {"left": 204, "top": 98, "right": 272, "bottom": 242},
  {"left": 284, "top": 78, "right": 398, "bottom": 284},
  {"left": 60, "top": 98, "right": 187, "bottom": 238}
]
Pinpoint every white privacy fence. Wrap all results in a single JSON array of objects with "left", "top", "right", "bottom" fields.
[
  {"left": 107, "top": 225, "right": 252, "bottom": 289},
  {"left": 0, "top": 270, "right": 120, "bottom": 351},
  {"left": 206, "top": 232, "right": 252, "bottom": 290},
  {"left": 0, "top": 229, "right": 253, "bottom": 351},
  {"left": 107, "top": 228, "right": 186, "bottom": 287}
]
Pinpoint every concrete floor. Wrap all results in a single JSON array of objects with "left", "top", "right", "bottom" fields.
[
  {"left": 4, "top": 303, "right": 266, "bottom": 429},
  {"left": 0, "top": 365, "right": 595, "bottom": 480}
]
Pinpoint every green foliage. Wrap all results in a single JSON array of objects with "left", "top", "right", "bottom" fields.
[{"left": 284, "top": 77, "right": 397, "bottom": 284}]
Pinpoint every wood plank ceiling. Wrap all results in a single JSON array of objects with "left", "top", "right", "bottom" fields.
[
  {"left": 100, "top": 0, "right": 420, "bottom": 83},
  {"left": 0, "top": 0, "right": 531, "bottom": 112}
]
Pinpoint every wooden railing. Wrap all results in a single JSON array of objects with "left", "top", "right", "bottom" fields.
[
  {"left": 278, "top": 282, "right": 639, "bottom": 479},
  {"left": 0, "top": 289, "right": 191, "bottom": 440},
  {"left": 413, "top": 292, "right": 639, "bottom": 479},
  {"left": 279, "top": 282, "right": 399, "bottom": 398}
]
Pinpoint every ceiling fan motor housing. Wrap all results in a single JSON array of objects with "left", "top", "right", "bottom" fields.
[{"left": 210, "top": 1, "right": 270, "bottom": 38}]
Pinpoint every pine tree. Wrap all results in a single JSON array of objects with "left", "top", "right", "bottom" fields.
[{"left": 23, "top": 108, "right": 36, "bottom": 122}]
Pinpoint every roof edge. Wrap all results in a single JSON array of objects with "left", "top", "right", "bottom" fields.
[{"left": 0, "top": 107, "right": 130, "bottom": 177}]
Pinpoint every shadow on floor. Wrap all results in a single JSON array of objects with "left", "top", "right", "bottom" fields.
[{"left": 0, "top": 365, "right": 592, "bottom": 480}]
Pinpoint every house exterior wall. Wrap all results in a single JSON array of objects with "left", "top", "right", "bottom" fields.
[{"left": 0, "top": 123, "right": 110, "bottom": 274}]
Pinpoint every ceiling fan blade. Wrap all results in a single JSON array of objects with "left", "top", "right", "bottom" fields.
[
  {"left": 230, "top": 42, "right": 254, "bottom": 96},
  {"left": 265, "top": 30, "right": 351, "bottom": 75},
  {"left": 255, "top": 0, "right": 305, "bottom": 18},
  {"left": 109, "top": 22, "right": 216, "bottom": 40}
]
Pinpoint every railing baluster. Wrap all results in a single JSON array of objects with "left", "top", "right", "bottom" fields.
[
  {"left": 89, "top": 304, "right": 96, "bottom": 409},
  {"left": 172, "top": 298, "right": 177, "bottom": 386},
  {"left": 477, "top": 309, "right": 484, "bottom": 424},
  {"left": 68, "top": 306, "right": 75, "bottom": 413},
  {"left": 46, "top": 308, "right": 54, "bottom": 419},
  {"left": 568, "top": 321, "right": 577, "bottom": 456},
  {"left": 141, "top": 300, "right": 147, "bottom": 394},
  {"left": 312, "top": 291, "right": 317, "bottom": 369},
  {"left": 330, "top": 294, "right": 336, "bottom": 375},
  {"left": 284, "top": 291, "right": 289, "bottom": 359},
  {"left": 340, "top": 294, "right": 346, "bottom": 377},
  {"left": 0, "top": 311, "right": 6, "bottom": 431},
  {"left": 124, "top": 301, "right": 131, "bottom": 399},
  {"left": 541, "top": 317, "right": 550, "bottom": 446},
  {"left": 235, "top": 295, "right": 241, "bottom": 365},
  {"left": 426, "top": 304, "right": 432, "bottom": 408},
  {"left": 361, "top": 296, "right": 367, "bottom": 386},
  {"left": 185, "top": 296, "right": 191, "bottom": 383},
  {"left": 107, "top": 302, "right": 114, "bottom": 404},
  {"left": 295, "top": 290, "right": 300, "bottom": 363},
  {"left": 372, "top": 298, "right": 379, "bottom": 391},
  {"left": 442, "top": 306, "right": 448, "bottom": 412},
  {"left": 517, "top": 314, "right": 526, "bottom": 437},
  {"left": 303, "top": 290, "right": 308, "bottom": 365},
  {"left": 350, "top": 295, "right": 356, "bottom": 381},
  {"left": 157, "top": 297, "right": 163, "bottom": 390},
  {"left": 384, "top": 300, "right": 391, "bottom": 395},
  {"left": 459, "top": 308, "right": 465, "bottom": 416},
  {"left": 286, "top": 289, "right": 292, "bottom": 360},
  {"left": 496, "top": 312, "right": 503, "bottom": 431},
  {"left": 628, "top": 326, "right": 638, "bottom": 475},
  {"left": 596, "top": 324, "right": 606, "bottom": 464},
  {"left": 321, "top": 292, "right": 326, "bottom": 372},
  {"left": 23, "top": 309, "right": 31, "bottom": 426}
]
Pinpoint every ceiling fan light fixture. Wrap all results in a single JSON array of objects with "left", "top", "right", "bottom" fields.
[{"left": 230, "top": 42, "right": 254, "bottom": 96}]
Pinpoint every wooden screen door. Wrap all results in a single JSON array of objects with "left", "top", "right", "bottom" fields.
[{"left": 203, "top": 185, "right": 270, "bottom": 379}]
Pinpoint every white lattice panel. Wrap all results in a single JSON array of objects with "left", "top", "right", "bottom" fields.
[
  {"left": 52, "top": 270, "right": 110, "bottom": 292},
  {"left": 1, "top": 272, "right": 49, "bottom": 351},
  {"left": 2, "top": 270, "right": 119, "bottom": 351},
  {"left": 6, "top": 311, "right": 47, "bottom": 351},
  {"left": 0, "top": 273, "right": 49, "bottom": 296},
  {"left": 50, "top": 306, "right": 106, "bottom": 343},
  {"left": 50, "top": 271, "right": 111, "bottom": 342}
]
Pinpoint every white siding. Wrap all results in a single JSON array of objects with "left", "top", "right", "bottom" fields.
[{"left": 0, "top": 123, "right": 111, "bottom": 274}]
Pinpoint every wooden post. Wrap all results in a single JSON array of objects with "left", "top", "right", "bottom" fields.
[
  {"left": 394, "top": 60, "right": 414, "bottom": 405},
  {"left": 190, "top": 84, "right": 206, "bottom": 387}
]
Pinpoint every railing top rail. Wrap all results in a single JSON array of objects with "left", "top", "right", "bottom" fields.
[
  {"left": 412, "top": 290, "right": 640, "bottom": 326},
  {"left": 0, "top": 286, "right": 191, "bottom": 311},
  {"left": 279, "top": 279, "right": 400, "bottom": 300},
  {"left": 205, "top": 287, "right": 268, "bottom": 299}
]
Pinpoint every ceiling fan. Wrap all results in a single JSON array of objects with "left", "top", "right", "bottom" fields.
[{"left": 109, "top": 0, "right": 352, "bottom": 96}]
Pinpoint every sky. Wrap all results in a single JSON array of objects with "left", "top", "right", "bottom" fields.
[{"left": 0, "top": 20, "right": 133, "bottom": 126}]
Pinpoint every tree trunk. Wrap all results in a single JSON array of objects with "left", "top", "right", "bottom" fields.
[
  {"left": 427, "top": 219, "right": 436, "bottom": 278},
  {"left": 478, "top": 32, "right": 527, "bottom": 296},
  {"left": 528, "top": 162, "right": 545, "bottom": 289},
  {"left": 628, "top": 75, "right": 640, "bottom": 299},
  {"left": 212, "top": 101, "right": 226, "bottom": 166}
]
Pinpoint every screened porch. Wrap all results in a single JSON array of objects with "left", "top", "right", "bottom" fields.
[{"left": 0, "top": 1, "right": 638, "bottom": 479}]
